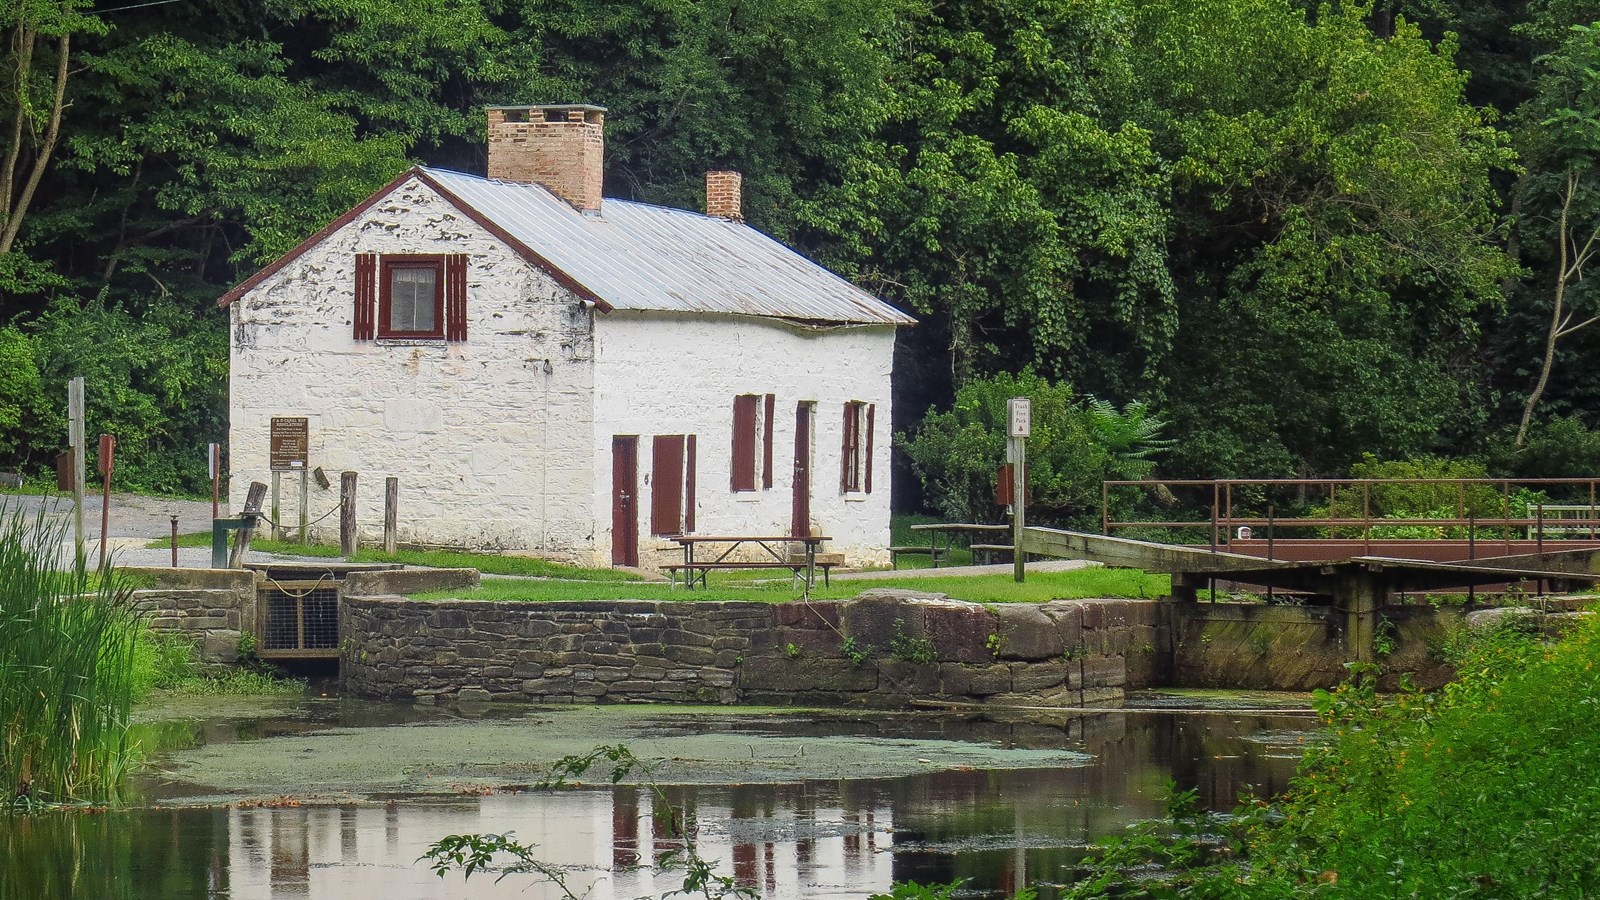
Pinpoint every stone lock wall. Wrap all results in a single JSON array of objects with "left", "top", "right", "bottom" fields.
[
  {"left": 340, "top": 590, "right": 1172, "bottom": 706},
  {"left": 123, "top": 567, "right": 258, "bottom": 665}
]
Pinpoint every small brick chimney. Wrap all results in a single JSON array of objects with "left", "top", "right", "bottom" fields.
[
  {"left": 705, "top": 170, "right": 743, "bottom": 222},
  {"left": 487, "top": 104, "right": 606, "bottom": 214}
]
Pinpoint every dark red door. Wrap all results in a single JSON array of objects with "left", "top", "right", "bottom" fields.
[
  {"left": 612, "top": 436, "right": 638, "bottom": 567},
  {"left": 792, "top": 403, "right": 813, "bottom": 537}
]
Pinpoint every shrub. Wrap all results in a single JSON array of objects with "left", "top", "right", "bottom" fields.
[{"left": 899, "top": 371, "right": 1170, "bottom": 527}]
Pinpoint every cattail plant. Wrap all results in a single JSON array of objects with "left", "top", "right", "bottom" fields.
[{"left": 0, "top": 503, "right": 141, "bottom": 808}]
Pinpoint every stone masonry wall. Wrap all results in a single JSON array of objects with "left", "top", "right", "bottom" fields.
[
  {"left": 1172, "top": 602, "right": 1468, "bottom": 691},
  {"left": 340, "top": 590, "right": 1171, "bottom": 706},
  {"left": 124, "top": 567, "right": 257, "bottom": 665}
]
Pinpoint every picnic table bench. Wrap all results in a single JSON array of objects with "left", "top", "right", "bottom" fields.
[
  {"left": 899, "top": 522, "right": 1013, "bottom": 568},
  {"left": 666, "top": 534, "right": 832, "bottom": 590}
]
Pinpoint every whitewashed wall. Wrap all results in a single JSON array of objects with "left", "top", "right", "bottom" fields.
[
  {"left": 591, "top": 312, "right": 895, "bottom": 569},
  {"left": 228, "top": 176, "right": 597, "bottom": 555}
]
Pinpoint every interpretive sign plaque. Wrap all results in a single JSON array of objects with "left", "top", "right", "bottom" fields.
[{"left": 270, "top": 417, "right": 309, "bottom": 471}]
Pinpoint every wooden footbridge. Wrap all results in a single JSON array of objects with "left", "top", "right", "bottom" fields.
[{"left": 1018, "top": 527, "right": 1600, "bottom": 662}]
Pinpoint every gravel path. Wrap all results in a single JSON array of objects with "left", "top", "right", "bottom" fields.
[{"left": 0, "top": 491, "right": 334, "bottom": 568}]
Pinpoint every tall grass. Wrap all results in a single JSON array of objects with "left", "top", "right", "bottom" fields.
[{"left": 0, "top": 504, "right": 141, "bottom": 807}]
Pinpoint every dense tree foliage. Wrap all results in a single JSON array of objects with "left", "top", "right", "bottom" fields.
[{"left": 0, "top": 0, "right": 1596, "bottom": 496}]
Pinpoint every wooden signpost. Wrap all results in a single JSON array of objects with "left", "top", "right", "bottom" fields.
[
  {"left": 68, "top": 377, "right": 85, "bottom": 562},
  {"left": 97, "top": 433, "right": 115, "bottom": 569},
  {"left": 1007, "top": 398, "right": 1031, "bottom": 583}
]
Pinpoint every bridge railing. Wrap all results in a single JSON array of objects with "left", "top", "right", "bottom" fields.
[{"left": 1100, "top": 477, "right": 1600, "bottom": 550}]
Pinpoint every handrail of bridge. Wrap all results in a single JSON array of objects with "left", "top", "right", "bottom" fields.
[{"left": 1100, "top": 476, "right": 1600, "bottom": 549}]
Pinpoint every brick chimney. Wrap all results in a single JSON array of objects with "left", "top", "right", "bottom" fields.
[
  {"left": 487, "top": 104, "right": 606, "bottom": 214},
  {"left": 705, "top": 170, "right": 743, "bottom": 222}
]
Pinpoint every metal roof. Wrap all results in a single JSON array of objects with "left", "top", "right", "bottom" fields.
[{"left": 420, "top": 167, "right": 914, "bottom": 326}]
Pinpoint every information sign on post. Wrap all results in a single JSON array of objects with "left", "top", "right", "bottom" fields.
[
  {"left": 270, "top": 418, "right": 309, "bottom": 471},
  {"left": 1007, "top": 398, "right": 1030, "bottom": 582},
  {"left": 1007, "top": 398, "right": 1032, "bottom": 438}
]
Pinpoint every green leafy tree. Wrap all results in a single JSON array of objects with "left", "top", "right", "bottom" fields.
[{"left": 899, "top": 371, "right": 1170, "bottom": 526}]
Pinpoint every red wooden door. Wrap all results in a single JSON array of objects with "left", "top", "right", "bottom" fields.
[
  {"left": 792, "top": 403, "right": 813, "bottom": 537},
  {"left": 612, "top": 436, "right": 639, "bottom": 567}
]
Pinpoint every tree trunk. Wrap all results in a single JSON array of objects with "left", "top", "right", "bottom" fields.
[{"left": 0, "top": 32, "right": 68, "bottom": 256}]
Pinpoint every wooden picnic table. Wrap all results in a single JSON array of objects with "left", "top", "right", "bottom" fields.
[
  {"left": 904, "top": 522, "right": 1013, "bottom": 567},
  {"left": 670, "top": 534, "right": 831, "bottom": 590}
]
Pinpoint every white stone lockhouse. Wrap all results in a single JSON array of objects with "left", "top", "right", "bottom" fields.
[{"left": 220, "top": 104, "right": 912, "bottom": 569}]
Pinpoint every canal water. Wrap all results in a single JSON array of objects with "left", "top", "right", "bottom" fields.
[{"left": 0, "top": 695, "right": 1316, "bottom": 899}]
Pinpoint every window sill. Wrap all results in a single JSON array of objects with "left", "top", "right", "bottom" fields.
[
  {"left": 375, "top": 337, "right": 448, "bottom": 345},
  {"left": 843, "top": 492, "right": 869, "bottom": 503},
  {"left": 732, "top": 492, "right": 763, "bottom": 502}
]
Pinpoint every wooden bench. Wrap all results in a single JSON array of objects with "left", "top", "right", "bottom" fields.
[
  {"left": 664, "top": 560, "right": 836, "bottom": 589},
  {"left": 970, "top": 543, "right": 1015, "bottom": 563},
  {"left": 889, "top": 545, "right": 949, "bottom": 568}
]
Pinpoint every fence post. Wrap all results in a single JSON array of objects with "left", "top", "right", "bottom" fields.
[
  {"left": 384, "top": 477, "right": 398, "bottom": 554},
  {"left": 340, "top": 471, "right": 358, "bottom": 557},
  {"left": 228, "top": 481, "right": 268, "bottom": 569}
]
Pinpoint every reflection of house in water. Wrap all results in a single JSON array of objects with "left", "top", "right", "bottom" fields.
[{"left": 223, "top": 787, "right": 897, "bottom": 899}]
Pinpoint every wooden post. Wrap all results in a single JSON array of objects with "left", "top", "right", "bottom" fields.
[
  {"left": 228, "top": 481, "right": 267, "bottom": 568},
  {"left": 270, "top": 471, "right": 281, "bottom": 541},
  {"left": 1006, "top": 397, "right": 1031, "bottom": 584},
  {"left": 97, "top": 433, "right": 114, "bottom": 569},
  {"left": 298, "top": 469, "right": 309, "bottom": 544},
  {"left": 68, "top": 377, "right": 85, "bottom": 562},
  {"left": 170, "top": 515, "right": 179, "bottom": 567},
  {"left": 384, "top": 476, "right": 398, "bottom": 554},
  {"left": 209, "top": 442, "right": 221, "bottom": 520},
  {"left": 1012, "top": 435, "right": 1026, "bottom": 583},
  {"left": 340, "top": 471, "right": 358, "bottom": 557}
]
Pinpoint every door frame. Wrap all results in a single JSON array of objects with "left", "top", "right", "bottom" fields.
[
  {"left": 792, "top": 402, "right": 814, "bottom": 538},
  {"left": 611, "top": 435, "right": 639, "bottom": 567}
]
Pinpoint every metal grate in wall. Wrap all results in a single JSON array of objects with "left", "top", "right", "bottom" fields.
[{"left": 258, "top": 580, "right": 341, "bottom": 658}]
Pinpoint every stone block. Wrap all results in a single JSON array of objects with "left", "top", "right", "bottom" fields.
[
  {"left": 922, "top": 603, "right": 994, "bottom": 664},
  {"left": 993, "top": 605, "right": 1063, "bottom": 661},
  {"left": 201, "top": 630, "right": 241, "bottom": 664},
  {"left": 840, "top": 594, "right": 915, "bottom": 648},
  {"left": 877, "top": 659, "right": 941, "bottom": 696},
  {"left": 1009, "top": 661, "right": 1069, "bottom": 694},
  {"left": 1081, "top": 656, "right": 1126, "bottom": 688},
  {"left": 456, "top": 687, "right": 492, "bottom": 703},
  {"left": 774, "top": 601, "right": 842, "bottom": 629},
  {"left": 741, "top": 657, "right": 878, "bottom": 692},
  {"left": 938, "top": 663, "right": 1012, "bottom": 697}
]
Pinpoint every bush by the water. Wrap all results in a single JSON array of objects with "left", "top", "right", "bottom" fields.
[
  {"left": 0, "top": 507, "right": 141, "bottom": 807},
  {"left": 1064, "top": 611, "right": 1600, "bottom": 897}
]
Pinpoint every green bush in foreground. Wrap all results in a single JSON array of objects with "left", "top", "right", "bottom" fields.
[
  {"left": 0, "top": 507, "right": 141, "bottom": 807},
  {"left": 1067, "top": 612, "right": 1600, "bottom": 897}
]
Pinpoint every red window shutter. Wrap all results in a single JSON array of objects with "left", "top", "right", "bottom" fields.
[
  {"left": 864, "top": 403, "right": 875, "bottom": 494},
  {"left": 652, "top": 435, "right": 685, "bottom": 535},
  {"left": 731, "top": 396, "right": 757, "bottom": 491},
  {"left": 685, "top": 434, "right": 697, "bottom": 532},
  {"left": 840, "top": 404, "right": 853, "bottom": 492},
  {"left": 762, "top": 393, "right": 775, "bottom": 489},
  {"left": 445, "top": 253, "right": 468, "bottom": 342},
  {"left": 354, "top": 254, "right": 377, "bottom": 340}
]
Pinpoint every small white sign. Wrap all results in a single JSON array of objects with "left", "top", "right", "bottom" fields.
[{"left": 1007, "top": 398, "right": 1032, "bottom": 438}]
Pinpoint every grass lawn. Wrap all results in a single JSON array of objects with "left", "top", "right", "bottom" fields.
[{"left": 412, "top": 566, "right": 1169, "bottom": 604}]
